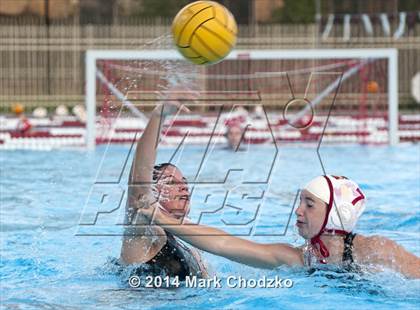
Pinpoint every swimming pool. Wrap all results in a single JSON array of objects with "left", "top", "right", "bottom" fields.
[{"left": 1, "top": 144, "right": 419, "bottom": 309}]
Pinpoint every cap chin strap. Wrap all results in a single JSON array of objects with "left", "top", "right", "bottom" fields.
[
  {"left": 310, "top": 233, "right": 329, "bottom": 260},
  {"left": 310, "top": 229, "right": 349, "bottom": 263}
]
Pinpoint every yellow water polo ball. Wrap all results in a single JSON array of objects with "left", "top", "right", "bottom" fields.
[{"left": 172, "top": 1, "right": 238, "bottom": 65}]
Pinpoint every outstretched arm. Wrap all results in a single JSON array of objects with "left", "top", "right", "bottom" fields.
[
  {"left": 122, "top": 105, "right": 167, "bottom": 264},
  {"left": 125, "top": 104, "right": 168, "bottom": 228},
  {"left": 129, "top": 105, "right": 164, "bottom": 196},
  {"left": 121, "top": 100, "right": 190, "bottom": 264},
  {"left": 137, "top": 204, "right": 303, "bottom": 269},
  {"left": 128, "top": 102, "right": 190, "bottom": 199}
]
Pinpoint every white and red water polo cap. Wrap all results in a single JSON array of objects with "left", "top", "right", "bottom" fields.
[{"left": 304, "top": 175, "right": 366, "bottom": 260}]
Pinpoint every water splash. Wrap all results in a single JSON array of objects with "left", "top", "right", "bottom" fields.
[{"left": 98, "top": 33, "right": 202, "bottom": 121}]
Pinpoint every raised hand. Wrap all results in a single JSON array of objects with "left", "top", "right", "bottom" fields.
[{"left": 151, "top": 87, "right": 196, "bottom": 118}]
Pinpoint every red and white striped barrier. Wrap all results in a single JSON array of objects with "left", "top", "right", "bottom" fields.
[{"left": 0, "top": 113, "right": 419, "bottom": 150}]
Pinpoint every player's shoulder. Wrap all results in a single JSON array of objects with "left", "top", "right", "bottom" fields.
[
  {"left": 354, "top": 234, "right": 400, "bottom": 263},
  {"left": 356, "top": 234, "right": 396, "bottom": 248}
]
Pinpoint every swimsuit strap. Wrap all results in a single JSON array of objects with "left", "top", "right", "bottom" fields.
[
  {"left": 148, "top": 232, "right": 206, "bottom": 279},
  {"left": 166, "top": 233, "right": 206, "bottom": 276},
  {"left": 342, "top": 232, "right": 356, "bottom": 264},
  {"left": 145, "top": 233, "right": 190, "bottom": 278}
]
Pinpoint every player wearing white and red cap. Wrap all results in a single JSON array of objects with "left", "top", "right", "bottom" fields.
[
  {"left": 301, "top": 175, "right": 366, "bottom": 265},
  {"left": 139, "top": 175, "right": 420, "bottom": 278}
]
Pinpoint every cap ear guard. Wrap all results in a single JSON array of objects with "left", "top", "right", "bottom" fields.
[
  {"left": 328, "top": 202, "right": 357, "bottom": 232},
  {"left": 324, "top": 176, "right": 366, "bottom": 233}
]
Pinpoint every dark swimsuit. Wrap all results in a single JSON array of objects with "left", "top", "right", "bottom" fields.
[
  {"left": 342, "top": 232, "right": 362, "bottom": 273},
  {"left": 144, "top": 233, "right": 205, "bottom": 280},
  {"left": 115, "top": 232, "right": 205, "bottom": 281},
  {"left": 342, "top": 232, "right": 356, "bottom": 264}
]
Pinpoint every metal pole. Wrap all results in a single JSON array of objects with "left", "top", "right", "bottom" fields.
[
  {"left": 388, "top": 49, "right": 399, "bottom": 145},
  {"left": 45, "top": 0, "right": 51, "bottom": 95},
  {"left": 315, "top": 0, "right": 321, "bottom": 44},
  {"left": 86, "top": 51, "right": 96, "bottom": 150}
]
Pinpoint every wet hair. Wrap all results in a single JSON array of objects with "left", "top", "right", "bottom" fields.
[
  {"left": 152, "top": 163, "right": 187, "bottom": 184},
  {"left": 153, "top": 163, "right": 174, "bottom": 181},
  {"left": 153, "top": 162, "right": 177, "bottom": 171}
]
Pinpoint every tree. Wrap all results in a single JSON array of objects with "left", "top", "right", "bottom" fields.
[
  {"left": 133, "top": 0, "right": 192, "bottom": 18},
  {"left": 270, "top": 0, "right": 315, "bottom": 24}
]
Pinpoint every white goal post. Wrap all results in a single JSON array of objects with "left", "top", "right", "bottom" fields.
[{"left": 85, "top": 48, "right": 399, "bottom": 149}]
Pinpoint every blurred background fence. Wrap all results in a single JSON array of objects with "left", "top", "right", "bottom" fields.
[{"left": 0, "top": 0, "right": 419, "bottom": 110}]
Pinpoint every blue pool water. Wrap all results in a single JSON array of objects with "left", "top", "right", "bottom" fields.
[{"left": 1, "top": 144, "right": 419, "bottom": 309}]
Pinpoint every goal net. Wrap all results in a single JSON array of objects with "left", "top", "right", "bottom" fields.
[{"left": 85, "top": 48, "right": 398, "bottom": 149}]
